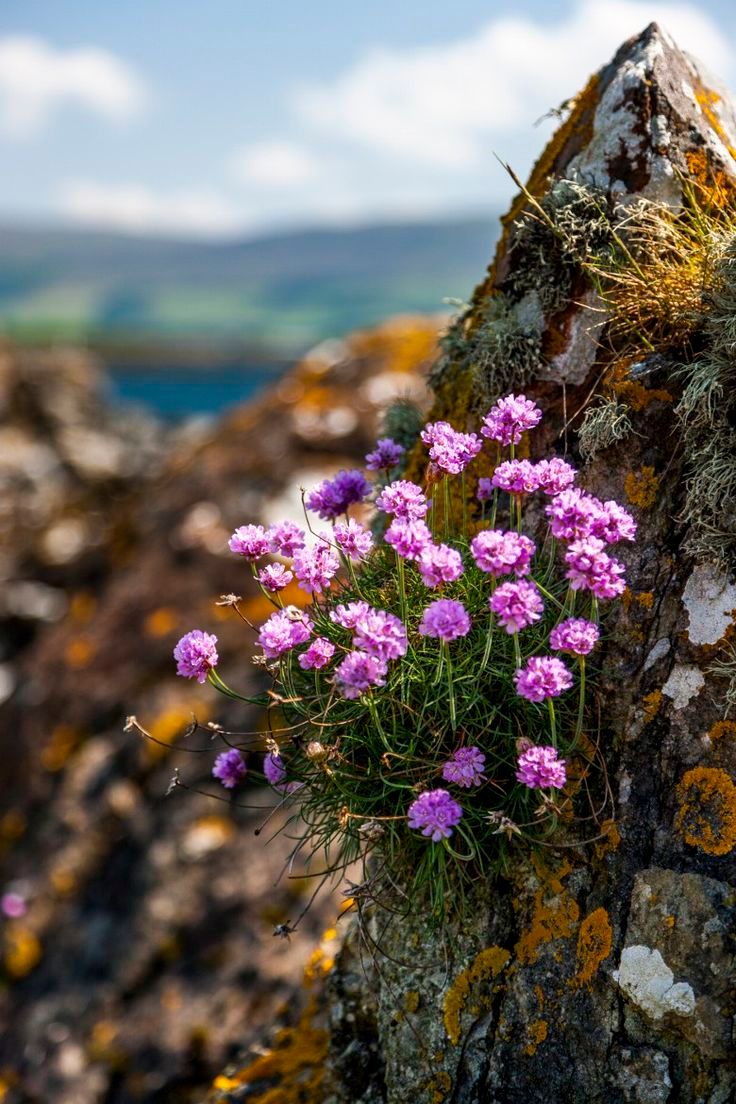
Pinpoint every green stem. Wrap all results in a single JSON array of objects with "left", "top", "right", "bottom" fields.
[
  {"left": 443, "top": 476, "right": 451, "bottom": 540},
  {"left": 535, "top": 581, "right": 565, "bottom": 612},
  {"left": 515, "top": 494, "right": 522, "bottom": 534},
  {"left": 490, "top": 487, "right": 498, "bottom": 529},
  {"left": 445, "top": 642, "right": 457, "bottom": 732},
  {"left": 207, "top": 668, "right": 265, "bottom": 705},
  {"left": 547, "top": 697, "right": 557, "bottom": 748},
  {"left": 513, "top": 632, "right": 522, "bottom": 671},
  {"left": 461, "top": 470, "right": 467, "bottom": 535},
  {"left": 574, "top": 656, "right": 586, "bottom": 743},
  {"left": 481, "top": 611, "right": 494, "bottom": 668},
  {"left": 395, "top": 551, "right": 407, "bottom": 624}
]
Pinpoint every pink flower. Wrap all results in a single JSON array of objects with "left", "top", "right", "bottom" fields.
[
  {"left": 258, "top": 609, "right": 311, "bottom": 659},
  {"left": 564, "top": 537, "right": 626, "bottom": 599},
  {"left": 476, "top": 477, "right": 494, "bottom": 502},
  {"left": 407, "top": 789, "right": 463, "bottom": 840},
  {"left": 534, "top": 457, "right": 577, "bottom": 495},
  {"left": 365, "top": 438, "right": 404, "bottom": 471},
  {"left": 334, "top": 518, "right": 374, "bottom": 561},
  {"left": 481, "top": 393, "right": 542, "bottom": 446},
  {"left": 267, "top": 520, "right": 306, "bottom": 558},
  {"left": 212, "top": 748, "right": 247, "bottom": 789},
  {"left": 298, "top": 636, "right": 336, "bottom": 670},
  {"left": 516, "top": 745, "right": 567, "bottom": 789},
  {"left": 174, "top": 630, "right": 219, "bottom": 683},
  {"left": 421, "top": 421, "right": 482, "bottom": 474},
  {"left": 353, "top": 608, "right": 408, "bottom": 661},
  {"left": 491, "top": 459, "right": 540, "bottom": 495},
  {"left": 228, "top": 524, "right": 270, "bottom": 560},
  {"left": 1, "top": 892, "right": 26, "bottom": 919},
  {"left": 384, "top": 517, "right": 432, "bottom": 560},
  {"left": 416, "top": 543, "right": 464, "bottom": 587},
  {"left": 490, "top": 580, "right": 544, "bottom": 634},
  {"left": 418, "top": 598, "right": 471, "bottom": 642},
  {"left": 549, "top": 617, "right": 599, "bottom": 656},
  {"left": 258, "top": 563, "right": 293, "bottom": 592},
  {"left": 334, "top": 651, "right": 387, "bottom": 699},
  {"left": 330, "top": 601, "right": 371, "bottom": 629},
  {"left": 545, "top": 488, "right": 602, "bottom": 541},
  {"left": 292, "top": 539, "right": 341, "bottom": 593},
  {"left": 471, "top": 530, "right": 535, "bottom": 577},
  {"left": 514, "top": 656, "right": 573, "bottom": 702},
  {"left": 590, "top": 500, "right": 637, "bottom": 544},
  {"left": 441, "top": 746, "right": 486, "bottom": 788},
  {"left": 375, "top": 479, "right": 428, "bottom": 519},
  {"left": 263, "top": 750, "right": 301, "bottom": 794},
  {"left": 305, "top": 470, "right": 371, "bottom": 520}
]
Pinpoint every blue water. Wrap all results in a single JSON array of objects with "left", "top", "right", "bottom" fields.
[{"left": 107, "top": 364, "right": 287, "bottom": 421}]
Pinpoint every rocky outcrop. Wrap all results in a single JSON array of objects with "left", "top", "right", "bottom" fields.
[
  {"left": 210, "top": 25, "right": 736, "bottom": 1104},
  {"left": 0, "top": 318, "right": 436, "bottom": 1102}
]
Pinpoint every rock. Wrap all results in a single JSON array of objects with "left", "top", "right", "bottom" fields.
[{"left": 279, "top": 24, "right": 736, "bottom": 1104}]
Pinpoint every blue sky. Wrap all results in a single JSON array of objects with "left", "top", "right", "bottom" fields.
[{"left": 1, "top": 0, "right": 735, "bottom": 237}]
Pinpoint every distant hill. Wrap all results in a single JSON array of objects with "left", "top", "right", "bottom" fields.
[{"left": 0, "top": 216, "right": 499, "bottom": 353}]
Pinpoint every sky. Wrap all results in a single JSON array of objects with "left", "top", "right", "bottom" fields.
[{"left": 1, "top": 0, "right": 735, "bottom": 239}]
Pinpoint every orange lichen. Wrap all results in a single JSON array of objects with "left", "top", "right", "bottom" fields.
[
  {"left": 3, "top": 925, "right": 42, "bottom": 979},
  {"left": 642, "top": 690, "right": 663, "bottom": 726},
  {"left": 524, "top": 1019, "right": 549, "bottom": 1056},
  {"left": 404, "top": 991, "right": 420, "bottom": 1014},
  {"left": 684, "top": 149, "right": 736, "bottom": 209},
  {"left": 64, "top": 636, "right": 95, "bottom": 669},
  {"left": 443, "top": 945, "right": 510, "bottom": 1045},
  {"left": 515, "top": 857, "right": 580, "bottom": 965},
  {"left": 144, "top": 607, "right": 178, "bottom": 637},
  {"left": 625, "top": 466, "right": 659, "bottom": 509},
  {"left": 571, "top": 908, "right": 613, "bottom": 988},
  {"left": 693, "top": 84, "right": 736, "bottom": 160},
  {"left": 69, "top": 591, "right": 97, "bottom": 623},
  {"left": 211, "top": 926, "right": 340, "bottom": 1103},
  {"left": 709, "top": 720, "right": 736, "bottom": 742},
  {"left": 609, "top": 362, "right": 672, "bottom": 411},
  {"left": 675, "top": 766, "right": 736, "bottom": 856},
  {"left": 594, "top": 818, "right": 621, "bottom": 859},
  {"left": 40, "top": 724, "right": 80, "bottom": 771},
  {"left": 635, "top": 591, "right": 655, "bottom": 610}
]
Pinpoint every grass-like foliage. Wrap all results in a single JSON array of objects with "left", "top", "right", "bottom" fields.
[{"left": 171, "top": 395, "right": 635, "bottom": 923}]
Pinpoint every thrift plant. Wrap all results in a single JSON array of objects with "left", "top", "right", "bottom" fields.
[{"left": 172, "top": 394, "right": 635, "bottom": 917}]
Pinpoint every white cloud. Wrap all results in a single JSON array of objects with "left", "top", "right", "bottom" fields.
[
  {"left": 231, "top": 139, "right": 318, "bottom": 187},
  {"left": 59, "top": 181, "right": 240, "bottom": 237},
  {"left": 295, "top": 1, "right": 731, "bottom": 168},
  {"left": 0, "top": 35, "right": 146, "bottom": 136}
]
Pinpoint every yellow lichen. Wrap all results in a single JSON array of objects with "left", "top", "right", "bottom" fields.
[
  {"left": 404, "top": 991, "right": 420, "bottom": 1014},
  {"left": 642, "top": 690, "right": 663, "bottom": 726},
  {"left": 675, "top": 766, "right": 736, "bottom": 856},
  {"left": 625, "top": 466, "right": 660, "bottom": 509},
  {"left": 610, "top": 362, "right": 673, "bottom": 411},
  {"left": 571, "top": 908, "right": 613, "bottom": 988},
  {"left": 443, "top": 945, "right": 510, "bottom": 1045},
  {"left": 524, "top": 1019, "right": 549, "bottom": 1056},
  {"left": 515, "top": 857, "right": 580, "bottom": 966}
]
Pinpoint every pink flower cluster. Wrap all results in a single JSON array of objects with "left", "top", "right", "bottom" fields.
[
  {"left": 514, "top": 656, "right": 573, "bottom": 702},
  {"left": 549, "top": 617, "right": 599, "bottom": 656},
  {"left": 492, "top": 459, "right": 540, "bottom": 495},
  {"left": 376, "top": 479, "right": 428, "bottom": 519},
  {"left": 516, "top": 745, "right": 566, "bottom": 790},
  {"left": 565, "top": 537, "right": 626, "bottom": 600},
  {"left": 365, "top": 437, "right": 404, "bottom": 471},
  {"left": 481, "top": 393, "right": 542, "bottom": 446},
  {"left": 334, "top": 519, "right": 373, "bottom": 561},
  {"left": 471, "top": 530, "right": 535, "bottom": 577},
  {"left": 174, "top": 630, "right": 219, "bottom": 683},
  {"left": 417, "top": 543, "right": 464, "bottom": 588},
  {"left": 418, "top": 598, "right": 471, "bottom": 642},
  {"left": 305, "top": 469, "right": 371, "bottom": 520},
  {"left": 258, "top": 609, "right": 312, "bottom": 659},
  {"left": 384, "top": 517, "right": 432, "bottom": 560},
  {"left": 490, "top": 580, "right": 544, "bottom": 634},
  {"left": 442, "top": 746, "right": 486, "bottom": 788},
  {"left": 407, "top": 789, "right": 463, "bottom": 840},
  {"left": 421, "top": 421, "right": 482, "bottom": 474},
  {"left": 292, "top": 539, "right": 341, "bottom": 594}
]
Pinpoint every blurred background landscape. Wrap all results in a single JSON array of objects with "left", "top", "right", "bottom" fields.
[{"left": 1, "top": 1, "right": 735, "bottom": 1100}]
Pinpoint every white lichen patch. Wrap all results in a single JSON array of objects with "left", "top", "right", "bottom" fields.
[
  {"left": 644, "top": 638, "right": 671, "bottom": 671},
  {"left": 662, "top": 664, "right": 705, "bottom": 710},
  {"left": 682, "top": 564, "right": 736, "bottom": 645},
  {"left": 614, "top": 945, "right": 696, "bottom": 1019}
]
